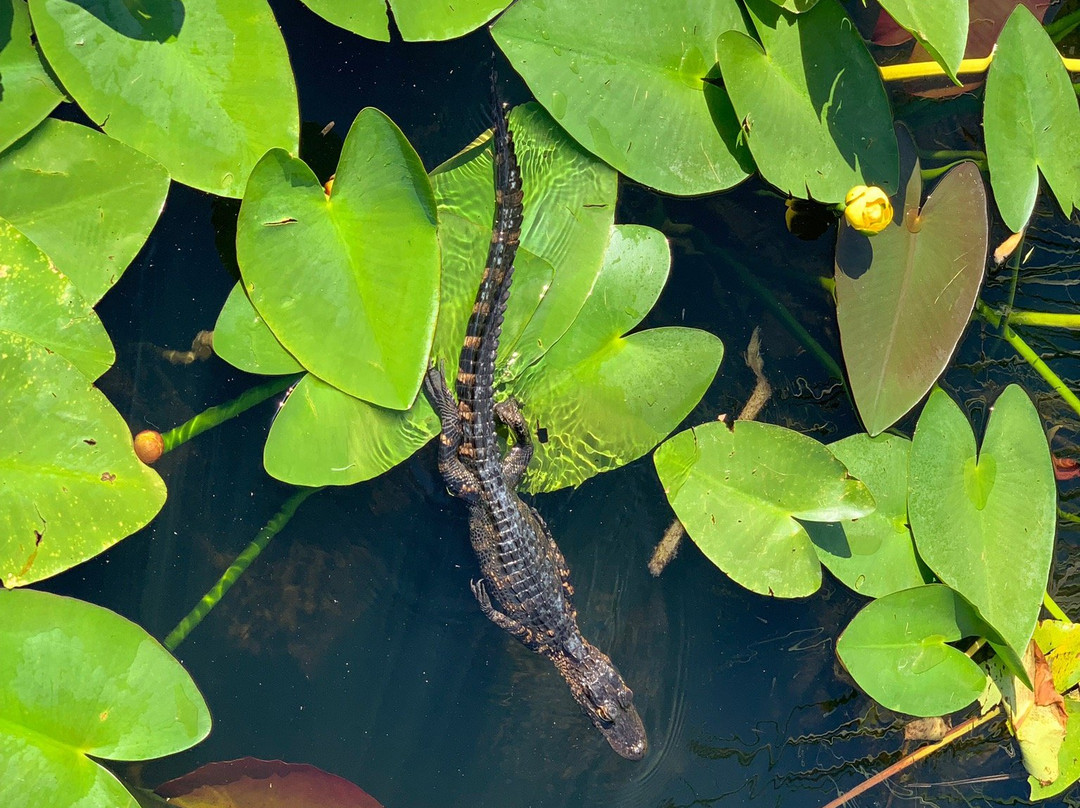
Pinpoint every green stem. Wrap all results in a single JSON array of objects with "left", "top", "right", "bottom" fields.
[
  {"left": 1044, "top": 591, "right": 1071, "bottom": 623},
  {"left": 975, "top": 301, "right": 1080, "bottom": 420},
  {"left": 919, "top": 149, "right": 986, "bottom": 161},
  {"left": 1047, "top": 7, "right": 1080, "bottom": 42},
  {"left": 999, "top": 310, "right": 1080, "bottom": 329},
  {"left": 921, "top": 159, "right": 987, "bottom": 183},
  {"left": 161, "top": 374, "right": 300, "bottom": 453},
  {"left": 163, "top": 485, "right": 323, "bottom": 651}
]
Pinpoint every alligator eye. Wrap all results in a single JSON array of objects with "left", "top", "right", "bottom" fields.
[
  {"left": 617, "top": 686, "right": 634, "bottom": 709},
  {"left": 596, "top": 704, "right": 615, "bottom": 723}
]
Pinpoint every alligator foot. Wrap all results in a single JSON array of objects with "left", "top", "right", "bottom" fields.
[
  {"left": 471, "top": 578, "right": 535, "bottom": 644},
  {"left": 424, "top": 363, "right": 480, "bottom": 503},
  {"left": 495, "top": 397, "right": 533, "bottom": 488}
]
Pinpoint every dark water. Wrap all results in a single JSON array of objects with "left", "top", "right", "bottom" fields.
[{"left": 36, "top": 2, "right": 1080, "bottom": 807}]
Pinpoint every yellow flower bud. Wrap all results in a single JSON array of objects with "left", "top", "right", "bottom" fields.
[{"left": 843, "top": 185, "right": 894, "bottom": 235}]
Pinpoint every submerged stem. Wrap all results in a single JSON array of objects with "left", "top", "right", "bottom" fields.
[
  {"left": 1044, "top": 591, "right": 1071, "bottom": 623},
  {"left": 161, "top": 374, "right": 300, "bottom": 454},
  {"left": 163, "top": 485, "right": 323, "bottom": 651}
]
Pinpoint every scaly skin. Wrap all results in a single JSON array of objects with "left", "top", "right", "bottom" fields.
[{"left": 423, "top": 102, "right": 646, "bottom": 760}]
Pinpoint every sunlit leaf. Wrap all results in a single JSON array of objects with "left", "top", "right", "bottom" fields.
[
  {"left": 0, "top": 119, "right": 169, "bottom": 303},
  {"left": 515, "top": 225, "right": 723, "bottom": 492},
  {"left": 0, "top": 331, "right": 166, "bottom": 587},
  {"left": 492, "top": 0, "right": 752, "bottom": 195},
  {"left": 1035, "top": 620, "right": 1080, "bottom": 694},
  {"left": 654, "top": 420, "right": 874, "bottom": 597},
  {"left": 213, "top": 283, "right": 303, "bottom": 376},
  {"left": 0, "top": 0, "right": 63, "bottom": 153},
  {"left": 29, "top": 0, "right": 299, "bottom": 197},
  {"left": 238, "top": 109, "right": 439, "bottom": 410},
  {"left": 299, "top": 0, "right": 510, "bottom": 40},
  {"left": 0, "top": 219, "right": 114, "bottom": 380},
  {"left": 717, "top": 0, "right": 898, "bottom": 203},
  {"left": 810, "top": 433, "right": 927, "bottom": 597},
  {"left": 984, "top": 5, "right": 1080, "bottom": 231},
  {"left": 157, "top": 758, "right": 383, "bottom": 808},
  {"left": 909, "top": 386, "right": 1056, "bottom": 663},
  {"left": 0, "top": 589, "right": 210, "bottom": 808},
  {"left": 1030, "top": 698, "right": 1080, "bottom": 800},
  {"left": 877, "top": 0, "right": 967, "bottom": 83},
  {"left": 837, "top": 584, "right": 988, "bottom": 716},
  {"left": 835, "top": 126, "right": 986, "bottom": 435}
]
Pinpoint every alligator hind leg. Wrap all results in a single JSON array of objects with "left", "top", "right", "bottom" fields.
[
  {"left": 424, "top": 364, "right": 480, "bottom": 503},
  {"left": 494, "top": 396, "right": 533, "bottom": 489}
]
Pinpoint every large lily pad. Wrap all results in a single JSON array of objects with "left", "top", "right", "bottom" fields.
[
  {"left": 877, "top": 0, "right": 967, "bottom": 83},
  {"left": 213, "top": 283, "right": 303, "bottom": 376},
  {"left": 984, "top": 5, "right": 1080, "bottom": 231},
  {"left": 0, "top": 119, "right": 169, "bottom": 303},
  {"left": 0, "top": 219, "right": 114, "bottom": 380},
  {"left": 0, "top": 589, "right": 210, "bottom": 808},
  {"left": 653, "top": 420, "right": 875, "bottom": 597},
  {"left": 835, "top": 126, "right": 986, "bottom": 436},
  {"left": 0, "top": 0, "right": 63, "bottom": 153},
  {"left": 836, "top": 584, "right": 988, "bottom": 716},
  {"left": 298, "top": 0, "right": 509, "bottom": 41},
  {"left": 514, "top": 225, "right": 722, "bottom": 492},
  {"left": 237, "top": 108, "right": 439, "bottom": 410},
  {"left": 492, "top": 0, "right": 752, "bottom": 195},
  {"left": 0, "top": 331, "right": 166, "bottom": 587},
  {"left": 908, "top": 386, "right": 1056, "bottom": 664},
  {"left": 1030, "top": 699, "right": 1080, "bottom": 800},
  {"left": 810, "top": 433, "right": 927, "bottom": 598},
  {"left": 28, "top": 0, "right": 299, "bottom": 197},
  {"left": 717, "top": 0, "right": 898, "bottom": 203}
]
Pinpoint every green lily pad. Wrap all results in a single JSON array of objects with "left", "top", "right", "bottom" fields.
[
  {"left": 0, "top": 331, "right": 166, "bottom": 587},
  {"left": 298, "top": 0, "right": 510, "bottom": 41},
  {"left": 766, "top": 0, "right": 819, "bottom": 11},
  {"left": 0, "top": 219, "right": 114, "bottom": 380},
  {"left": 908, "top": 386, "right": 1056, "bottom": 664},
  {"left": 0, "top": 0, "right": 63, "bottom": 153},
  {"left": 263, "top": 374, "right": 438, "bottom": 487},
  {"left": 877, "top": 0, "right": 967, "bottom": 83},
  {"left": 717, "top": 0, "right": 898, "bottom": 203},
  {"left": 0, "top": 589, "right": 210, "bottom": 808},
  {"left": 653, "top": 420, "right": 875, "bottom": 597},
  {"left": 492, "top": 0, "right": 752, "bottom": 195},
  {"left": 984, "top": 5, "right": 1080, "bottom": 231},
  {"left": 514, "top": 225, "right": 723, "bottom": 493},
  {"left": 810, "top": 433, "right": 927, "bottom": 598},
  {"left": 835, "top": 126, "right": 987, "bottom": 436},
  {"left": 836, "top": 584, "right": 988, "bottom": 716},
  {"left": 28, "top": 0, "right": 299, "bottom": 197},
  {"left": 0, "top": 119, "right": 169, "bottom": 303},
  {"left": 237, "top": 108, "right": 439, "bottom": 410},
  {"left": 213, "top": 283, "right": 303, "bottom": 376}
]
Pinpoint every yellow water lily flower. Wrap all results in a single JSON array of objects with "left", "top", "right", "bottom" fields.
[{"left": 844, "top": 185, "right": 894, "bottom": 234}]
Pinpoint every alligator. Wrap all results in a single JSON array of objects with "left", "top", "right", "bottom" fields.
[{"left": 423, "top": 102, "right": 647, "bottom": 760}]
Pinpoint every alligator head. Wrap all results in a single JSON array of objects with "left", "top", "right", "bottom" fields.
[{"left": 556, "top": 637, "right": 647, "bottom": 760}]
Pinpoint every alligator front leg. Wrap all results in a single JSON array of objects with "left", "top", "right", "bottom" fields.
[
  {"left": 494, "top": 396, "right": 533, "bottom": 489},
  {"left": 424, "top": 364, "right": 480, "bottom": 503}
]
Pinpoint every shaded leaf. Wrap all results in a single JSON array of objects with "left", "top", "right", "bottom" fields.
[
  {"left": 29, "top": 0, "right": 299, "bottom": 197},
  {"left": 984, "top": 5, "right": 1080, "bottom": 231},
  {"left": 0, "top": 0, "right": 63, "bottom": 153},
  {"left": 810, "top": 433, "right": 927, "bottom": 597},
  {"left": 835, "top": 126, "right": 987, "bottom": 435},
  {"left": 0, "top": 119, "right": 169, "bottom": 303},
  {"left": 492, "top": 0, "right": 752, "bottom": 195},
  {"left": 908, "top": 386, "right": 1056, "bottom": 664},
  {"left": 836, "top": 584, "right": 988, "bottom": 716},
  {"left": 654, "top": 420, "right": 874, "bottom": 597},
  {"left": 514, "top": 225, "right": 723, "bottom": 492},
  {"left": 0, "top": 331, "right": 166, "bottom": 587},
  {"left": 238, "top": 109, "right": 439, "bottom": 409},
  {"left": 717, "top": 0, "right": 898, "bottom": 203},
  {"left": 213, "top": 283, "right": 303, "bottom": 376},
  {"left": 157, "top": 758, "right": 382, "bottom": 808},
  {"left": 0, "top": 589, "right": 210, "bottom": 808},
  {"left": 0, "top": 219, "right": 114, "bottom": 380}
]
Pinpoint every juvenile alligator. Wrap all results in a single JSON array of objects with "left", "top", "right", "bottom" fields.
[{"left": 423, "top": 102, "right": 647, "bottom": 760}]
